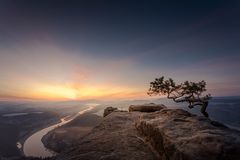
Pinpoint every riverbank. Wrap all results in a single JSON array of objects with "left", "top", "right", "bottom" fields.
[
  {"left": 22, "top": 105, "right": 98, "bottom": 158},
  {"left": 42, "top": 112, "right": 102, "bottom": 153},
  {"left": 17, "top": 117, "right": 61, "bottom": 156},
  {"left": 0, "top": 108, "right": 61, "bottom": 158}
]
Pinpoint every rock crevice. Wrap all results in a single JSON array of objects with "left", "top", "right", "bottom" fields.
[
  {"left": 136, "top": 108, "right": 240, "bottom": 160},
  {"left": 55, "top": 104, "right": 240, "bottom": 160}
]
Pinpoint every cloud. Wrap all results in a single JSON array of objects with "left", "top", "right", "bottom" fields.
[{"left": 0, "top": 42, "right": 146, "bottom": 100}]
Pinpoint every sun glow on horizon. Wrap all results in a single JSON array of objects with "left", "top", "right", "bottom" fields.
[
  {"left": 34, "top": 85, "right": 78, "bottom": 100},
  {"left": 18, "top": 83, "right": 146, "bottom": 101}
]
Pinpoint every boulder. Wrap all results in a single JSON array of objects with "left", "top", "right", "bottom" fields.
[
  {"left": 135, "top": 108, "right": 240, "bottom": 160},
  {"left": 129, "top": 103, "right": 166, "bottom": 112},
  {"left": 103, "top": 107, "right": 118, "bottom": 117}
]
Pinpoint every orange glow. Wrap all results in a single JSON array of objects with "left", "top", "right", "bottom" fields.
[
  {"left": 33, "top": 85, "right": 77, "bottom": 100},
  {"left": 0, "top": 44, "right": 149, "bottom": 101},
  {"left": 17, "top": 83, "right": 146, "bottom": 100}
]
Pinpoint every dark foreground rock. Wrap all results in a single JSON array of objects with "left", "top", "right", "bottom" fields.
[
  {"left": 103, "top": 106, "right": 128, "bottom": 117},
  {"left": 56, "top": 111, "right": 158, "bottom": 160},
  {"left": 52, "top": 104, "right": 240, "bottom": 160},
  {"left": 103, "top": 106, "right": 118, "bottom": 117},
  {"left": 136, "top": 109, "right": 240, "bottom": 160},
  {"left": 129, "top": 103, "right": 166, "bottom": 112}
]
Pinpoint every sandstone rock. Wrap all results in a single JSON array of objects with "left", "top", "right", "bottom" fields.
[
  {"left": 135, "top": 108, "right": 240, "bottom": 160},
  {"left": 54, "top": 105, "right": 240, "bottom": 160},
  {"left": 56, "top": 111, "right": 158, "bottom": 160},
  {"left": 103, "top": 107, "right": 118, "bottom": 117},
  {"left": 129, "top": 103, "right": 166, "bottom": 112}
]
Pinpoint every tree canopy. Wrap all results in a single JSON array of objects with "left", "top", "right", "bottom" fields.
[{"left": 148, "top": 76, "right": 211, "bottom": 117}]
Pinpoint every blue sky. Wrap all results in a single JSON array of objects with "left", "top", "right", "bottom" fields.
[{"left": 0, "top": 0, "right": 240, "bottom": 100}]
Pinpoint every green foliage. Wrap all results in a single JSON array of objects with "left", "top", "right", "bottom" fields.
[
  {"left": 148, "top": 76, "right": 212, "bottom": 117},
  {"left": 148, "top": 76, "right": 211, "bottom": 99}
]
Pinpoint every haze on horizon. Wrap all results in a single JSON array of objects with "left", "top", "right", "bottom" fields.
[{"left": 0, "top": 0, "right": 240, "bottom": 100}]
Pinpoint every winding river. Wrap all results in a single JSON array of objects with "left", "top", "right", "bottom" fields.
[{"left": 21, "top": 106, "right": 95, "bottom": 158}]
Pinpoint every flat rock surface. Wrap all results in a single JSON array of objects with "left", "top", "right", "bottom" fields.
[
  {"left": 54, "top": 106, "right": 240, "bottom": 160},
  {"left": 56, "top": 112, "right": 158, "bottom": 160},
  {"left": 136, "top": 109, "right": 240, "bottom": 160}
]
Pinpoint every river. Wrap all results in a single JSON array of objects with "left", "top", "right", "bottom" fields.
[{"left": 21, "top": 106, "right": 95, "bottom": 158}]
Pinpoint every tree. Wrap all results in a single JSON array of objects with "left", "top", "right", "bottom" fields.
[{"left": 148, "top": 76, "right": 212, "bottom": 117}]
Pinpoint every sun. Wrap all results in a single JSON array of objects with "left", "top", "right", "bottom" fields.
[
  {"left": 31, "top": 85, "right": 78, "bottom": 100},
  {"left": 65, "top": 90, "right": 77, "bottom": 100}
]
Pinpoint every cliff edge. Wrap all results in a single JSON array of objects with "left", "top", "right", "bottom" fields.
[
  {"left": 54, "top": 104, "right": 240, "bottom": 160},
  {"left": 136, "top": 108, "right": 240, "bottom": 160},
  {"left": 56, "top": 111, "right": 157, "bottom": 160}
]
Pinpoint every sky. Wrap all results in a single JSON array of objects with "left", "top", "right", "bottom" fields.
[{"left": 0, "top": 0, "right": 240, "bottom": 100}]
